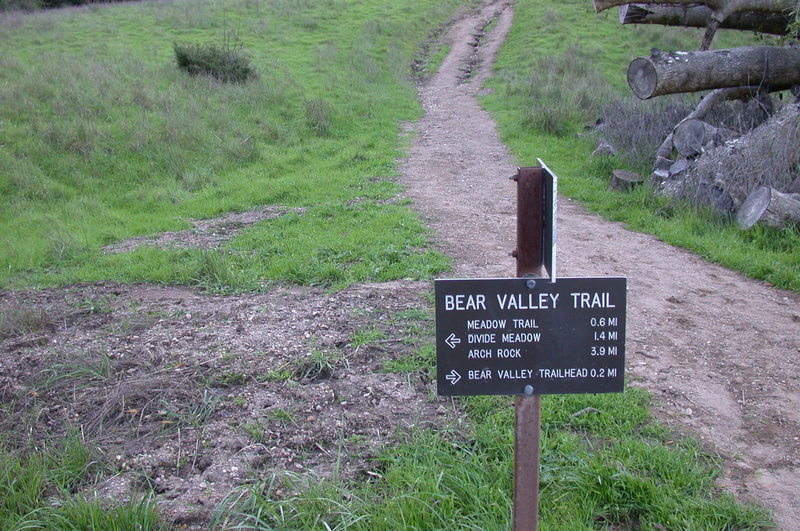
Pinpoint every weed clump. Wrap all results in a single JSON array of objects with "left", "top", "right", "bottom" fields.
[
  {"left": 499, "top": 46, "right": 615, "bottom": 137},
  {"left": 173, "top": 41, "right": 255, "bottom": 83},
  {"left": 294, "top": 350, "right": 340, "bottom": 381},
  {"left": 0, "top": 304, "right": 51, "bottom": 339},
  {"left": 304, "top": 97, "right": 332, "bottom": 136},
  {"left": 597, "top": 96, "right": 692, "bottom": 169}
]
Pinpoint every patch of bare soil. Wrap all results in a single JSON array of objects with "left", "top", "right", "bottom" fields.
[
  {"left": 399, "top": 0, "right": 800, "bottom": 528},
  {"left": 0, "top": 281, "right": 459, "bottom": 527},
  {"left": 2, "top": 1, "right": 798, "bottom": 528},
  {"left": 102, "top": 206, "right": 305, "bottom": 254}
]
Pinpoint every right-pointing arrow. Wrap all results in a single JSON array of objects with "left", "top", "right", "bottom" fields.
[{"left": 446, "top": 370, "right": 461, "bottom": 385}]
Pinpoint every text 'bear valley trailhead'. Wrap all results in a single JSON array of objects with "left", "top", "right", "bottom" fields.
[{"left": 435, "top": 277, "right": 627, "bottom": 396}]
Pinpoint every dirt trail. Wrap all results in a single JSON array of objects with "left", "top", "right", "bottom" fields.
[{"left": 400, "top": 1, "right": 800, "bottom": 528}]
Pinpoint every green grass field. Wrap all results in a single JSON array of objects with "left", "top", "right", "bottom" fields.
[
  {"left": 0, "top": 0, "right": 463, "bottom": 290},
  {"left": 1, "top": 0, "right": 797, "bottom": 293}
]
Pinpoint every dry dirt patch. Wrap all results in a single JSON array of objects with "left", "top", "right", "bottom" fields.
[
  {"left": 102, "top": 206, "right": 304, "bottom": 254},
  {"left": 0, "top": 281, "right": 460, "bottom": 526}
]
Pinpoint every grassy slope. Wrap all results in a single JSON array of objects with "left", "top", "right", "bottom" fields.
[
  {"left": 0, "top": 0, "right": 463, "bottom": 290},
  {"left": 481, "top": 0, "right": 799, "bottom": 293}
]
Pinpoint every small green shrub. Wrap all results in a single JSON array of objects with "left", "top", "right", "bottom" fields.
[{"left": 173, "top": 40, "right": 255, "bottom": 83}]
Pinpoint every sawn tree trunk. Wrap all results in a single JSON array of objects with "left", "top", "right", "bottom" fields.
[
  {"left": 736, "top": 186, "right": 800, "bottom": 229},
  {"left": 594, "top": 0, "right": 795, "bottom": 16},
  {"left": 619, "top": 4, "right": 791, "bottom": 35},
  {"left": 627, "top": 46, "right": 800, "bottom": 99}
]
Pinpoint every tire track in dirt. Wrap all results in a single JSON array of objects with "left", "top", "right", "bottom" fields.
[{"left": 399, "top": 1, "right": 800, "bottom": 527}]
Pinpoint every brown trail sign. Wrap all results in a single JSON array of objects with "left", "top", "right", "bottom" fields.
[{"left": 434, "top": 163, "right": 627, "bottom": 531}]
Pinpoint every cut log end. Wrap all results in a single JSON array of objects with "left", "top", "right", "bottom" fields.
[
  {"left": 619, "top": 4, "right": 649, "bottom": 24},
  {"left": 673, "top": 119, "right": 708, "bottom": 157},
  {"left": 737, "top": 186, "right": 800, "bottom": 229},
  {"left": 610, "top": 169, "right": 644, "bottom": 191},
  {"left": 627, "top": 57, "right": 658, "bottom": 99},
  {"left": 673, "top": 118, "right": 737, "bottom": 157},
  {"left": 737, "top": 186, "right": 772, "bottom": 229}
]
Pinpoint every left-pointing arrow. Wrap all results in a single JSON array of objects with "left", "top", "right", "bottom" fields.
[
  {"left": 445, "top": 333, "right": 461, "bottom": 349},
  {"left": 446, "top": 370, "right": 461, "bottom": 385}
]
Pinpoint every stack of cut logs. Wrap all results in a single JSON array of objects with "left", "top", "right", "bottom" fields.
[{"left": 595, "top": 0, "right": 800, "bottom": 229}]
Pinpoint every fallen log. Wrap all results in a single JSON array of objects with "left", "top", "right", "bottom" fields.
[
  {"left": 698, "top": 182, "right": 736, "bottom": 212},
  {"left": 673, "top": 119, "right": 737, "bottom": 157},
  {"left": 595, "top": 0, "right": 795, "bottom": 15},
  {"left": 686, "top": 104, "right": 800, "bottom": 205},
  {"left": 736, "top": 186, "right": 800, "bottom": 228},
  {"left": 597, "top": 0, "right": 796, "bottom": 48},
  {"left": 628, "top": 46, "right": 800, "bottom": 99},
  {"left": 619, "top": 4, "right": 791, "bottom": 36}
]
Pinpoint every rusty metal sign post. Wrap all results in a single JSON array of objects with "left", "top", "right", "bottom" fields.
[
  {"left": 512, "top": 165, "right": 547, "bottom": 531},
  {"left": 434, "top": 161, "right": 626, "bottom": 531}
]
